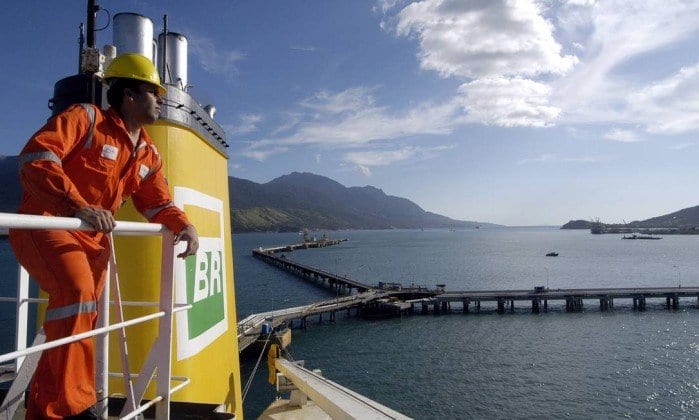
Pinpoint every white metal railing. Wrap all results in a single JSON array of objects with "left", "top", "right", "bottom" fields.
[{"left": 0, "top": 212, "right": 187, "bottom": 419}]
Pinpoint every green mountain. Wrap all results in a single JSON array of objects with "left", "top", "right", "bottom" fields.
[
  {"left": 561, "top": 205, "right": 699, "bottom": 231},
  {"left": 229, "top": 172, "right": 493, "bottom": 232},
  {"left": 0, "top": 157, "right": 493, "bottom": 232}
]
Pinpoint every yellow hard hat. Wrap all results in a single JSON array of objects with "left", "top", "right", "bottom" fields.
[{"left": 104, "top": 53, "right": 167, "bottom": 96}]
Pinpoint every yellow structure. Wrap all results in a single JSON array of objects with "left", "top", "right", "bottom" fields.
[{"left": 113, "top": 98, "right": 242, "bottom": 417}]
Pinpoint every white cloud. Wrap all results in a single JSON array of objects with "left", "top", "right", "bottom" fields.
[
  {"left": 603, "top": 128, "right": 640, "bottom": 143},
  {"left": 345, "top": 147, "right": 418, "bottom": 166},
  {"left": 554, "top": 1, "right": 699, "bottom": 127},
  {"left": 628, "top": 64, "right": 699, "bottom": 135},
  {"left": 458, "top": 77, "right": 560, "bottom": 127},
  {"left": 356, "top": 165, "right": 372, "bottom": 176},
  {"left": 241, "top": 146, "right": 289, "bottom": 162},
  {"left": 270, "top": 113, "right": 303, "bottom": 136},
  {"left": 564, "top": 0, "right": 596, "bottom": 6},
  {"left": 227, "top": 113, "right": 263, "bottom": 135},
  {"left": 374, "top": 0, "right": 403, "bottom": 14},
  {"left": 344, "top": 144, "right": 455, "bottom": 167},
  {"left": 300, "top": 88, "right": 377, "bottom": 114},
  {"left": 188, "top": 33, "right": 245, "bottom": 79},
  {"left": 393, "top": 0, "right": 578, "bottom": 79},
  {"left": 239, "top": 1, "right": 699, "bottom": 167},
  {"left": 518, "top": 153, "right": 601, "bottom": 165},
  {"left": 249, "top": 87, "right": 461, "bottom": 151},
  {"left": 290, "top": 45, "right": 319, "bottom": 52}
]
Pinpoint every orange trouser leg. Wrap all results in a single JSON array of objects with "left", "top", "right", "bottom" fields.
[{"left": 9, "top": 229, "right": 108, "bottom": 419}]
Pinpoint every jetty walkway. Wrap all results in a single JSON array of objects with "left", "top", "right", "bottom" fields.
[
  {"left": 421, "top": 286, "right": 699, "bottom": 314},
  {"left": 252, "top": 247, "right": 373, "bottom": 293},
  {"left": 238, "top": 242, "right": 699, "bottom": 351},
  {"left": 237, "top": 291, "right": 386, "bottom": 352}
]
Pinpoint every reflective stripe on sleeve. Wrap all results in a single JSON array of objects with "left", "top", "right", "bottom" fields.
[
  {"left": 143, "top": 202, "right": 175, "bottom": 220},
  {"left": 18, "top": 151, "right": 62, "bottom": 166},
  {"left": 45, "top": 301, "right": 97, "bottom": 322},
  {"left": 79, "top": 103, "right": 96, "bottom": 150}
]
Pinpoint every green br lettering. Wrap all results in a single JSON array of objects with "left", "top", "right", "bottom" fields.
[
  {"left": 185, "top": 250, "right": 225, "bottom": 338},
  {"left": 193, "top": 251, "right": 223, "bottom": 303}
]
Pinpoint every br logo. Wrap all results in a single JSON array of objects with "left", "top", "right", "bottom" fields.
[
  {"left": 185, "top": 249, "right": 224, "bottom": 337},
  {"left": 174, "top": 187, "right": 228, "bottom": 360}
]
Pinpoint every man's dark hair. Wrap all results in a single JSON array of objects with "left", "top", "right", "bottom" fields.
[{"left": 106, "top": 79, "right": 144, "bottom": 109}]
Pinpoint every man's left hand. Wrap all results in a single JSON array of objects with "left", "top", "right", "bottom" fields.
[{"left": 175, "top": 224, "right": 199, "bottom": 259}]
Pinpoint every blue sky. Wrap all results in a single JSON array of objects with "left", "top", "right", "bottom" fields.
[{"left": 1, "top": 1, "right": 699, "bottom": 226}]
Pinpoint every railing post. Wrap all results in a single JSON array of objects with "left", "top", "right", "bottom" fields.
[
  {"left": 155, "top": 230, "right": 176, "bottom": 420},
  {"left": 95, "top": 262, "right": 110, "bottom": 419},
  {"left": 15, "top": 266, "right": 30, "bottom": 371}
]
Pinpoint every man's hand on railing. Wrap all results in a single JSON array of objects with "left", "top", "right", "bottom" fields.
[
  {"left": 175, "top": 224, "right": 199, "bottom": 259},
  {"left": 75, "top": 206, "right": 117, "bottom": 233}
]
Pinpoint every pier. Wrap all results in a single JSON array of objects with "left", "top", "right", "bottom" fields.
[
  {"left": 429, "top": 287, "right": 699, "bottom": 314},
  {"left": 252, "top": 248, "right": 373, "bottom": 294},
  {"left": 237, "top": 291, "right": 387, "bottom": 352},
  {"left": 239, "top": 244, "right": 699, "bottom": 351}
]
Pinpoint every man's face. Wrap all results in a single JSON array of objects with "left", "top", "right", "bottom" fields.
[{"left": 133, "top": 83, "right": 163, "bottom": 124}]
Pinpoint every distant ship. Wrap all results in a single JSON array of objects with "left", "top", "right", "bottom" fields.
[{"left": 622, "top": 233, "right": 662, "bottom": 240}]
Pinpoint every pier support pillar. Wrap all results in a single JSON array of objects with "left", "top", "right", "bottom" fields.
[
  {"left": 566, "top": 297, "right": 583, "bottom": 312},
  {"left": 666, "top": 297, "right": 671, "bottom": 309},
  {"left": 672, "top": 295, "right": 679, "bottom": 309},
  {"left": 476, "top": 300, "right": 481, "bottom": 312},
  {"left": 634, "top": 296, "right": 646, "bottom": 311},
  {"left": 543, "top": 299, "right": 548, "bottom": 312},
  {"left": 510, "top": 300, "right": 515, "bottom": 312},
  {"left": 497, "top": 298, "right": 505, "bottom": 314},
  {"left": 330, "top": 311, "right": 336, "bottom": 323},
  {"left": 422, "top": 303, "right": 429, "bottom": 315},
  {"left": 433, "top": 302, "right": 440, "bottom": 315},
  {"left": 462, "top": 299, "right": 469, "bottom": 314},
  {"left": 532, "top": 297, "right": 540, "bottom": 314}
]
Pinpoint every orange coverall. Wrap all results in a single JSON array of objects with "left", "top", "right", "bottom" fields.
[{"left": 9, "top": 103, "right": 190, "bottom": 418}]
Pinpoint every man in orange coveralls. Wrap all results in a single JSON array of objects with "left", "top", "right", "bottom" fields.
[{"left": 9, "top": 53, "right": 199, "bottom": 419}]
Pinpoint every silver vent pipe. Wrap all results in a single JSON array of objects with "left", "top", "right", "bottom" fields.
[
  {"left": 204, "top": 105, "right": 216, "bottom": 119},
  {"left": 112, "top": 13, "right": 154, "bottom": 61},
  {"left": 158, "top": 32, "right": 188, "bottom": 91}
]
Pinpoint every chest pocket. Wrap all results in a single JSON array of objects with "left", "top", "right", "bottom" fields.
[
  {"left": 67, "top": 104, "right": 120, "bottom": 196},
  {"left": 82, "top": 105, "right": 119, "bottom": 172}
]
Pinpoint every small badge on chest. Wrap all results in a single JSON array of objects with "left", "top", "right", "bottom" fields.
[{"left": 101, "top": 144, "right": 119, "bottom": 161}]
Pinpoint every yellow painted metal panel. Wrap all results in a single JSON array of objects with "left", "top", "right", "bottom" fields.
[{"left": 113, "top": 120, "right": 242, "bottom": 418}]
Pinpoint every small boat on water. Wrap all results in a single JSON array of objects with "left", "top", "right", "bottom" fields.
[
  {"left": 546, "top": 252, "right": 558, "bottom": 257},
  {"left": 622, "top": 233, "right": 662, "bottom": 240}
]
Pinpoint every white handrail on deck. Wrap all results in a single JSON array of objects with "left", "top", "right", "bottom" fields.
[{"left": 0, "top": 212, "right": 184, "bottom": 420}]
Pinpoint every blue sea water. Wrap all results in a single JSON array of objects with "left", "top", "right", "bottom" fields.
[
  {"left": 3, "top": 228, "right": 699, "bottom": 419},
  {"left": 235, "top": 228, "right": 699, "bottom": 419}
]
